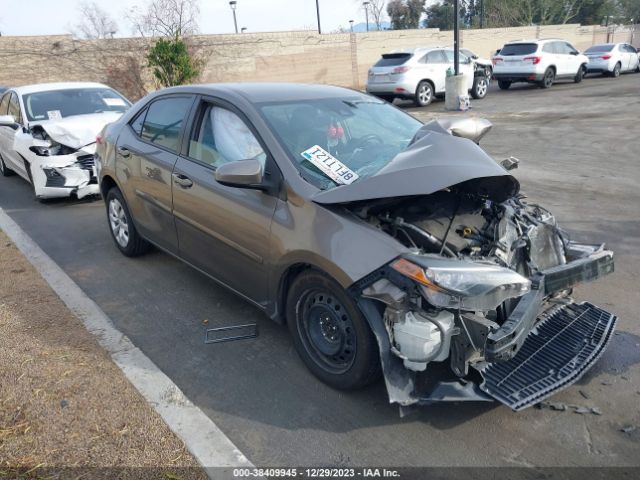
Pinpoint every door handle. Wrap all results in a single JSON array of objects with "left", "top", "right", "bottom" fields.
[
  {"left": 172, "top": 173, "right": 193, "bottom": 188},
  {"left": 117, "top": 146, "right": 131, "bottom": 158}
]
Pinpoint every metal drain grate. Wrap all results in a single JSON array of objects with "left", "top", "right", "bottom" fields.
[{"left": 478, "top": 302, "right": 617, "bottom": 411}]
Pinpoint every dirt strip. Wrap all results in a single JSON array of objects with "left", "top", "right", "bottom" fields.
[{"left": 0, "top": 230, "right": 207, "bottom": 479}]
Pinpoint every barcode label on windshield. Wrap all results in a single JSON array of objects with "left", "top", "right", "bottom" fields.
[{"left": 301, "top": 145, "right": 359, "bottom": 185}]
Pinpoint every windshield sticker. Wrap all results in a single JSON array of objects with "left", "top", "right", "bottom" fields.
[
  {"left": 103, "top": 98, "right": 127, "bottom": 107},
  {"left": 47, "top": 110, "right": 62, "bottom": 120},
  {"left": 301, "top": 145, "right": 359, "bottom": 185}
]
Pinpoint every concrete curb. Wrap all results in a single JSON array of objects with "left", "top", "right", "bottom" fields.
[{"left": 0, "top": 207, "right": 253, "bottom": 475}]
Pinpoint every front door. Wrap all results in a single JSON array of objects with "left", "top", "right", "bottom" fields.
[{"left": 172, "top": 98, "right": 278, "bottom": 305}]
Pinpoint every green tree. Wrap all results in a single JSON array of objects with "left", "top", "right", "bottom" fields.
[
  {"left": 387, "top": 0, "right": 426, "bottom": 29},
  {"left": 617, "top": 0, "right": 640, "bottom": 22},
  {"left": 147, "top": 36, "right": 201, "bottom": 87}
]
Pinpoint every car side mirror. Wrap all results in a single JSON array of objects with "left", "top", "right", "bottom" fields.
[
  {"left": 215, "top": 158, "right": 264, "bottom": 189},
  {"left": 570, "top": 51, "right": 579, "bottom": 55},
  {"left": 0, "top": 115, "right": 19, "bottom": 129}
]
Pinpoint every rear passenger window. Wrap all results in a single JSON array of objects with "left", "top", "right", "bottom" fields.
[
  {"left": 141, "top": 96, "right": 193, "bottom": 152},
  {"left": 130, "top": 108, "right": 147, "bottom": 136},
  {"left": 424, "top": 51, "right": 446, "bottom": 64},
  {"left": 8, "top": 93, "right": 22, "bottom": 124}
]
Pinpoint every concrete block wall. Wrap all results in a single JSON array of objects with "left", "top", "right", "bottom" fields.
[{"left": 0, "top": 24, "right": 635, "bottom": 100}]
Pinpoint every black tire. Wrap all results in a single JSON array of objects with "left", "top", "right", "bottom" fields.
[
  {"left": 286, "top": 270, "right": 381, "bottom": 390},
  {"left": 414, "top": 81, "right": 433, "bottom": 107},
  {"left": 0, "top": 154, "right": 15, "bottom": 177},
  {"left": 539, "top": 68, "right": 555, "bottom": 88},
  {"left": 611, "top": 62, "right": 621, "bottom": 78},
  {"left": 471, "top": 75, "right": 489, "bottom": 99},
  {"left": 574, "top": 65, "right": 585, "bottom": 83},
  {"left": 105, "top": 187, "right": 151, "bottom": 257},
  {"left": 498, "top": 80, "right": 511, "bottom": 90}
]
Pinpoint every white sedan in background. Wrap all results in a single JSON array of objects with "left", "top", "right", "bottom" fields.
[
  {"left": 585, "top": 43, "right": 640, "bottom": 77},
  {"left": 0, "top": 82, "right": 130, "bottom": 199}
]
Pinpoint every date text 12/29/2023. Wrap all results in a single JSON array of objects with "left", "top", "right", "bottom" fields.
[{"left": 233, "top": 468, "right": 401, "bottom": 478}]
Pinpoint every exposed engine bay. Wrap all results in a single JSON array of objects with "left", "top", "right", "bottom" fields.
[{"left": 347, "top": 118, "right": 616, "bottom": 412}]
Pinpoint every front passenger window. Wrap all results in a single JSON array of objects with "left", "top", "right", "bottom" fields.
[{"left": 188, "top": 105, "right": 266, "bottom": 169}]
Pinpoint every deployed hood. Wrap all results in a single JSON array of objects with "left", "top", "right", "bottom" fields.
[
  {"left": 30, "top": 112, "right": 122, "bottom": 149},
  {"left": 312, "top": 123, "right": 519, "bottom": 205}
]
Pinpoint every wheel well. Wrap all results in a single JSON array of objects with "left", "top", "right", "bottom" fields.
[
  {"left": 548, "top": 65, "right": 556, "bottom": 74},
  {"left": 100, "top": 175, "right": 118, "bottom": 198},
  {"left": 277, "top": 263, "right": 312, "bottom": 324},
  {"left": 419, "top": 79, "right": 435, "bottom": 92}
]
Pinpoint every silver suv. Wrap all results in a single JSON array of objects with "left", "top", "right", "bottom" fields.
[
  {"left": 492, "top": 39, "right": 588, "bottom": 89},
  {"left": 366, "top": 48, "right": 489, "bottom": 106}
]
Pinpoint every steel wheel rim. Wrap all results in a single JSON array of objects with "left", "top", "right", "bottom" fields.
[
  {"left": 108, "top": 198, "right": 129, "bottom": 248},
  {"left": 298, "top": 290, "right": 357, "bottom": 374},
  {"left": 476, "top": 78, "right": 487, "bottom": 97},
  {"left": 418, "top": 84, "right": 431, "bottom": 104}
]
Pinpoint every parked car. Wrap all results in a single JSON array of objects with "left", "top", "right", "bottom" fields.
[
  {"left": 492, "top": 39, "right": 589, "bottom": 89},
  {"left": 585, "top": 43, "right": 640, "bottom": 77},
  {"left": 366, "top": 47, "right": 489, "bottom": 106},
  {"left": 0, "top": 82, "right": 130, "bottom": 199},
  {"left": 460, "top": 47, "right": 493, "bottom": 75},
  {"left": 96, "top": 83, "right": 616, "bottom": 411}
]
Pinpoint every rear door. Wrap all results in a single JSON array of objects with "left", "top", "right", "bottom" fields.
[
  {"left": 114, "top": 94, "right": 195, "bottom": 253},
  {"left": 423, "top": 50, "right": 448, "bottom": 92},
  {"left": 171, "top": 97, "right": 278, "bottom": 304}
]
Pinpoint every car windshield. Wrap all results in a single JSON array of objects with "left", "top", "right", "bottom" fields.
[
  {"left": 259, "top": 96, "right": 423, "bottom": 190},
  {"left": 499, "top": 43, "right": 538, "bottom": 56},
  {"left": 23, "top": 88, "right": 130, "bottom": 122},
  {"left": 585, "top": 45, "right": 614, "bottom": 53}
]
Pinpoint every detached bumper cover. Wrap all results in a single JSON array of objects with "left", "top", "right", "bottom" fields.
[{"left": 478, "top": 302, "right": 617, "bottom": 411}]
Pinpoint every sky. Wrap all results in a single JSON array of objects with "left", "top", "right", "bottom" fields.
[{"left": 0, "top": 0, "right": 385, "bottom": 37}]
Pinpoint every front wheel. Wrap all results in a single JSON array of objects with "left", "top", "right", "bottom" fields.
[
  {"left": 574, "top": 65, "right": 585, "bottom": 83},
  {"left": 286, "top": 270, "right": 381, "bottom": 390},
  {"left": 539, "top": 68, "right": 555, "bottom": 88},
  {"left": 471, "top": 75, "right": 489, "bottom": 99},
  {"left": 498, "top": 80, "right": 511, "bottom": 90},
  {"left": 414, "top": 81, "right": 433, "bottom": 107},
  {"left": 106, "top": 187, "right": 151, "bottom": 257}
]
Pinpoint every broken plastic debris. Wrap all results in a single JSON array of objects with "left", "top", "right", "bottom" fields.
[
  {"left": 591, "top": 407, "right": 602, "bottom": 415},
  {"left": 621, "top": 426, "right": 637, "bottom": 434},
  {"left": 205, "top": 324, "right": 258, "bottom": 344}
]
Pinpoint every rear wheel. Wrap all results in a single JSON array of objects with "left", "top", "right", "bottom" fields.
[
  {"left": 574, "top": 65, "right": 585, "bottom": 83},
  {"left": 471, "top": 75, "right": 489, "bottom": 99},
  {"left": 611, "top": 62, "right": 621, "bottom": 78},
  {"left": 414, "top": 81, "right": 433, "bottom": 107},
  {"left": 106, "top": 187, "right": 151, "bottom": 257},
  {"left": 539, "top": 68, "right": 555, "bottom": 88},
  {"left": 498, "top": 80, "right": 511, "bottom": 90},
  {"left": 0, "top": 154, "right": 15, "bottom": 177},
  {"left": 286, "top": 270, "right": 381, "bottom": 390}
]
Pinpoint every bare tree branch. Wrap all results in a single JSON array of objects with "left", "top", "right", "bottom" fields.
[
  {"left": 357, "top": 0, "right": 388, "bottom": 30},
  {"left": 70, "top": 1, "right": 119, "bottom": 39},
  {"left": 127, "top": 0, "right": 200, "bottom": 38}
]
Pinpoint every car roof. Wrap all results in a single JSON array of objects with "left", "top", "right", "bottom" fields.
[
  {"left": 11, "top": 82, "right": 113, "bottom": 96},
  {"left": 587, "top": 43, "right": 618, "bottom": 47},
  {"left": 151, "top": 82, "right": 369, "bottom": 104},
  {"left": 504, "top": 38, "right": 563, "bottom": 45}
]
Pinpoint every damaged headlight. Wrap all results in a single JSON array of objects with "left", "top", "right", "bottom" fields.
[
  {"left": 391, "top": 257, "right": 531, "bottom": 311},
  {"left": 29, "top": 144, "right": 77, "bottom": 157}
]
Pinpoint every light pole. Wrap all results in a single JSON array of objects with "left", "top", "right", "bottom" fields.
[
  {"left": 363, "top": 1, "right": 370, "bottom": 32},
  {"left": 453, "top": 0, "right": 459, "bottom": 75},
  {"left": 229, "top": 1, "right": 238, "bottom": 34},
  {"left": 316, "top": 0, "right": 322, "bottom": 34},
  {"left": 349, "top": 19, "right": 354, "bottom": 32}
]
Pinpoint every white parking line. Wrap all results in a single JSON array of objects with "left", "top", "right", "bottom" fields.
[{"left": 0, "top": 207, "right": 253, "bottom": 476}]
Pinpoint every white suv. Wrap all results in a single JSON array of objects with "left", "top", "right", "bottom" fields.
[
  {"left": 366, "top": 48, "right": 489, "bottom": 106},
  {"left": 492, "top": 39, "right": 588, "bottom": 89}
]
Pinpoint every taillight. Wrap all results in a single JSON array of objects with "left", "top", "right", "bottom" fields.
[
  {"left": 601, "top": 54, "right": 611, "bottom": 60},
  {"left": 492, "top": 57, "right": 503, "bottom": 65},
  {"left": 524, "top": 56, "right": 542, "bottom": 64},
  {"left": 393, "top": 66, "right": 410, "bottom": 74}
]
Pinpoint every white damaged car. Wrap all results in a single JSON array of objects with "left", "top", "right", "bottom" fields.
[{"left": 0, "top": 82, "right": 130, "bottom": 199}]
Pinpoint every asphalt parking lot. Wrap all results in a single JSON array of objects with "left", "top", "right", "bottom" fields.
[{"left": 1, "top": 73, "right": 639, "bottom": 469}]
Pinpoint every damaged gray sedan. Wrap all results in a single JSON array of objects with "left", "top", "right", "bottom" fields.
[{"left": 96, "top": 83, "right": 616, "bottom": 412}]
